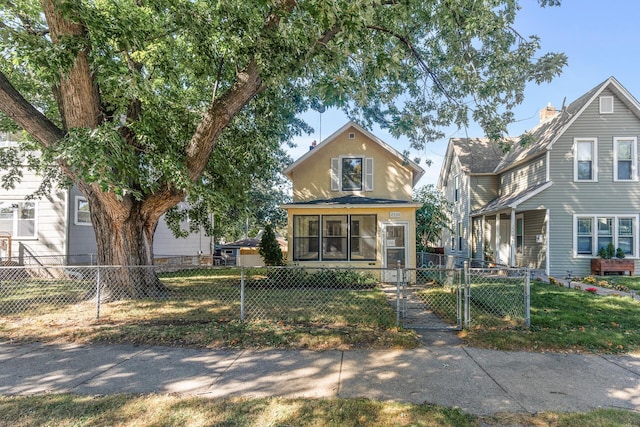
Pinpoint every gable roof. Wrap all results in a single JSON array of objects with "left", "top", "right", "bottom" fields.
[
  {"left": 283, "top": 121, "right": 425, "bottom": 187},
  {"left": 494, "top": 76, "right": 640, "bottom": 173}
]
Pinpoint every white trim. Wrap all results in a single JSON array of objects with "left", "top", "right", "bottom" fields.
[
  {"left": 573, "top": 137, "right": 598, "bottom": 182},
  {"left": 381, "top": 221, "right": 410, "bottom": 269},
  {"left": 573, "top": 214, "right": 640, "bottom": 258},
  {"left": 364, "top": 157, "right": 374, "bottom": 191},
  {"left": 283, "top": 121, "right": 425, "bottom": 186},
  {"left": 613, "top": 137, "right": 638, "bottom": 181},
  {"left": 281, "top": 202, "right": 422, "bottom": 209},
  {"left": 0, "top": 200, "right": 38, "bottom": 239},
  {"left": 546, "top": 151, "right": 551, "bottom": 182},
  {"left": 599, "top": 95, "right": 614, "bottom": 114},
  {"left": 74, "top": 196, "right": 92, "bottom": 226},
  {"left": 545, "top": 209, "right": 550, "bottom": 276}
]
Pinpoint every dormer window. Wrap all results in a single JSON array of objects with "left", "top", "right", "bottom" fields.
[{"left": 331, "top": 156, "right": 373, "bottom": 192}]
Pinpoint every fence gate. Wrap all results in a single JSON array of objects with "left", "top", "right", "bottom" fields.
[{"left": 400, "top": 268, "right": 462, "bottom": 330}]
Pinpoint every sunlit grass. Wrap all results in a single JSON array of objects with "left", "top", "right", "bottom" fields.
[{"left": 1, "top": 394, "right": 638, "bottom": 427}]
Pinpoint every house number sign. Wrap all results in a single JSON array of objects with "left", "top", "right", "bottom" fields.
[{"left": 390, "top": 211, "right": 401, "bottom": 218}]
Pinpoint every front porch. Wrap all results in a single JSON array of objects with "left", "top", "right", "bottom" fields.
[{"left": 471, "top": 209, "right": 547, "bottom": 274}]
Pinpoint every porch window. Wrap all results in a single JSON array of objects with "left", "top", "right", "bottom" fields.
[
  {"left": 574, "top": 215, "right": 638, "bottom": 257},
  {"left": 350, "top": 215, "right": 376, "bottom": 260},
  {"left": 323, "top": 215, "right": 348, "bottom": 260},
  {"left": 614, "top": 137, "right": 637, "bottom": 181},
  {"left": 574, "top": 138, "right": 597, "bottom": 182},
  {"left": 331, "top": 157, "right": 374, "bottom": 192},
  {"left": 293, "top": 215, "right": 320, "bottom": 261},
  {"left": 0, "top": 200, "right": 37, "bottom": 239}
]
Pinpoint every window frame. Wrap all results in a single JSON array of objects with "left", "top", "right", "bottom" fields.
[
  {"left": 599, "top": 96, "right": 614, "bottom": 114},
  {"left": 574, "top": 138, "right": 598, "bottom": 182},
  {"left": 0, "top": 200, "right": 38, "bottom": 239},
  {"left": 74, "top": 196, "right": 92, "bottom": 226},
  {"left": 516, "top": 215, "right": 524, "bottom": 255},
  {"left": 573, "top": 214, "right": 639, "bottom": 258},
  {"left": 293, "top": 215, "right": 320, "bottom": 261},
  {"left": 293, "top": 214, "right": 377, "bottom": 261},
  {"left": 341, "top": 157, "right": 363, "bottom": 191},
  {"left": 454, "top": 175, "right": 459, "bottom": 202},
  {"left": 613, "top": 137, "right": 637, "bottom": 182},
  {"left": 331, "top": 156, "right": 374, "bottom": 192}
]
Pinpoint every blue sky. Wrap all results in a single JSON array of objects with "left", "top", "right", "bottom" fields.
[{"left": 288, "top": 1, "right": 640, "bottom": 187}]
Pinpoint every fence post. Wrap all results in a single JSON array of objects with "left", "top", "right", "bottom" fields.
[
  {"left": 464, "top": 261, "right": 470, "bottom": 329},
  {"left": 95, "top": 266, "right": 101, "bottom": 320},
  {"left": 240, "top": 265, "right": 245, "bottom": 322},
  {"left": 525, "top": 268, "right": 531, "bottom": 327},
  {"left": 396, "top": 260, "right": 401, "bottom": 327}
]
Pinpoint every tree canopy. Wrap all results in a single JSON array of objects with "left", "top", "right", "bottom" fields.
[
  {"left": 414, "top": 184, "right": 451, "bottom": 252},
  {"left": 0, "top": 0, "right": 565, "bottom": 295}
]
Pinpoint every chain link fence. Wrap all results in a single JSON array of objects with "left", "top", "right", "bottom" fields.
[{"left": 0, "top": 263, "right": 529, "bottom": 331}]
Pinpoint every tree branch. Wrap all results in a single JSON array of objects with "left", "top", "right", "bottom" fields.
[{"left": 0, "top": 71, "right": 65, "bottom": 146}]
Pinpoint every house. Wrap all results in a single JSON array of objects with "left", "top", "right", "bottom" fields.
[
  {"left": 216, "top": 230, "right": 288, "bottom": 266},
  {"left": 0, "top": 132, "right": 210, "bottom": 265},
  {"left": 437, "top": 76, "right": 640, "bottom": 278},
  {"left": 281, "top": 121, "right": 425, "bottom": 278}
]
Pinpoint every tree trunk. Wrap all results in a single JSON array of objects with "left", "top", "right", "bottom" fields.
[{"left": 89, "top": 194, "right": 168, "bottom": 301}]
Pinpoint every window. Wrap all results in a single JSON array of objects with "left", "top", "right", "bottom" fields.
[
  {"left": 599, "top": 96, "right": 614, "bottom": 114},
  {"left": 350, "top": 215, "right": 376, "bottom": 260},
  {"left": 323, "top": 215, "right": 348, "bottom": 260},
  {"left": 576, "top": 217, "right": 593, "bottom": 255},
  {"left": 457, "top": 222, "right": 463, "bottom": 251},
  {"left": 293, "top": 214, "right": 377, "bottom": 261},
  {"left": 454, "top": 175, "right": 459, "bottom": 202},
  {"left": 0, "top": 201, "right": 37, "bottom": 238},
  {"left": 516, "top": 216, "right": 524, "bottom": 254},
  {"left": 451, "top": 221, "right": 456, "bottom": 250},
  {"left": 331, "top": 157, "right": 374, "bottom": 192},
  {"left": 574, "top": 215, "right": 638, "bottom": 257},
  {"left": 614, "top": 137, "right": 637, "bottom": 181},
  {"left": 293, "top": 215, "right": 319, "bottom": 261},
  {"left": 341, "top": 158, "right": 362, "bottom": 191},
  {"left": 75, "top": 197, "right": 92, "bottom": 226},
  {"left": 574, "top": 138, "right": 597, "bottom": 181}
]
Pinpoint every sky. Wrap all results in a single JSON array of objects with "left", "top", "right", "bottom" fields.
[{"left": 286, "top": 1, "right": 640, "bottom": 187}]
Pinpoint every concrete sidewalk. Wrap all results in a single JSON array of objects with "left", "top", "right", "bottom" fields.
[{"left": 0, "top": 337, "right": 639, "bottom": 416}]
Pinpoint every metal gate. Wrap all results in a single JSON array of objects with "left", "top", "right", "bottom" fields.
[{"left": 400, "top": 268, "right": 463, "bottom": 330}]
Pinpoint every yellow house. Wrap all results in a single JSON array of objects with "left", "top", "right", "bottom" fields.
[{"left": 281, "top": 121, "right": 424, "bottom": 274}]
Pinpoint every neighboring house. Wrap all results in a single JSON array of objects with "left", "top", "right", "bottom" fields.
[
  {"left": 281, "top": 121, "right": 425, "bottom": 278},
  {"left": 0, "top": 133, "right": 209, "bottom": 265},
  {"left": 217, "top": 230, "right": 288, "bottom": 266},
  {"left": 438, "top": 76, "right": 640, "bottom": 278}
]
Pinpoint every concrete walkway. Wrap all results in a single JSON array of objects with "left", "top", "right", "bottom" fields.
[{"left": 1, "top": 338, "right": 638, "bottom": 416}]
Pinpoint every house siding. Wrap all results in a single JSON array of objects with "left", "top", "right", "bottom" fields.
[
  {"left": 525, "top": 88, "right": 640, "bottom": 277},
  {"left": 469, "top": 175, "right": 498, "bottom": 211},
  {"left": 499, "top": 154, "right": 546, "bottom": 196},
  {"left": 441, "top": 158, "right": 469, "bottom": 256},
  {"left": 1, "top": 167, "right": 67, "bottom": 260},
  {"left": 290, "top": 127, "right": 414, "bottom": 202},
  {"left": 514, "top": 209, "right": 547, "bottom": 270}
]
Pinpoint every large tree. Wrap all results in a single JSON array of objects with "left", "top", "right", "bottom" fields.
[{"left": 0, "top": 0, "right": 565, "bottom": 297}]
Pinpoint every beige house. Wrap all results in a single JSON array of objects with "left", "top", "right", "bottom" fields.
[{"left": 281, "top": 121, "right": 424, "bottom": 277}]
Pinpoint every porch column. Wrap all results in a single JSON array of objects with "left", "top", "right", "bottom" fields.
[
  {"left": 510, "top": 209, "right": 516, "bottom": 267},
  {"left": 495, "top": 214, "right": 501, "bottom": 264},
  {"left": 480, "top": 215, "right": 485, "bottom": 263}
]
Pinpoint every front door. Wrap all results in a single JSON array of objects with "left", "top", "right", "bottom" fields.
[{"left": 383, "top": 222, "right": 408, "bottom": 282}]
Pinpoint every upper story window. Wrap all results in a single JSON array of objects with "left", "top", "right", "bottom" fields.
[
  {"left": 331, "top": 156, "right": 373, "bottom": 192},
  {"left": 454, "top": 175, "right": 459, "bottom": 202},
  {"left": 614, "top": 137, "right": 637, "bottom": 181},
  {"left": 599, "top": 96, "right": 614, "bottom": 114},
  {"left": 0, "top": 200, "right": 37, "bottom": 239},
  {"left": 574, "top": 138, "right": 598, "bottom": 182},
  {"left": 75, "top": 196, "right": 92, "bottom": 226},
  {"left": 0, "top": 132, "right": 19, "bottom": 148}
]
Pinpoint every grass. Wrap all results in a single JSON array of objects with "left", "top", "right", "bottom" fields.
[
  {"left": 462, "top": 280, "right": 640, "bottom": 354},
  {"left": 0, "top": 268, "right": 419, "bottom": 350},
  {"left": 1, "top": 394, "right": 639, "bottom": 427}
]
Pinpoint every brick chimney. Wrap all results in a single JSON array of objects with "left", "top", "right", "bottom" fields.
[{"left": 539, "top": 103, "right": 558, "bottom": 122}]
